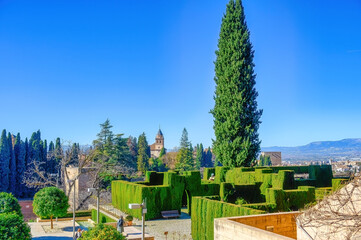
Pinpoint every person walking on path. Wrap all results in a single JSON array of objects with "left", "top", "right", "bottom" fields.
[{"left": 117, "top": 215, "right": 124, "bottom": 235}]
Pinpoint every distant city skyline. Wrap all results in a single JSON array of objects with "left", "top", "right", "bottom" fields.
[{"left": 1, "top": 0, "right": 361, "bottom": 149}]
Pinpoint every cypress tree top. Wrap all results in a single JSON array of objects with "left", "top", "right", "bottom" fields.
[{"left": 211, "top": 0, "right": 262, "bottom": 167}]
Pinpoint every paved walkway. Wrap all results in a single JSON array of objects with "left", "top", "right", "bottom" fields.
[
  {"left": 29, "top": 220, "right": 80, "bottom": 240},
  {"left": 98, "top": 204, "right": 192, "bottom": 240}
]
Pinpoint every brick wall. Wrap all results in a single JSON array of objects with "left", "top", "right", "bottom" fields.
[
  {"left": 19, "top": 200, "right": 37, "bottom": 221},
  {"left": 214, "top": 212, "right": 300, "bottom": 240}
]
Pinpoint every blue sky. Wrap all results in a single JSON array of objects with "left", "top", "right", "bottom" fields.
[{"left": 1, "top": 0, "right": 361, "bottom": 149}]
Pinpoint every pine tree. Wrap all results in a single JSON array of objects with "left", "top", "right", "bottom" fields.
[
  {"left": 14, "top": 133, "right": 26, "bottom": 197},
  {"left": 42, "top": 139, "right": 47, "bottom": 165},
  {"left": 137, "top": 133, "right": 149, "bottom": 173},
  {"left": 211, "top": 0, "right": 262, "bottom": 168},
  {"left": 0, "top": 130, "right": 10, "bottom": 192},
  {"left": 8, "top": 133, "right": 16, "bottom": 193},
  {"left": 93, "top": 119, "right": 114, "bottom": 150},
  {"left": 175, "top": 128, "right": 194, "bottom": 171}
]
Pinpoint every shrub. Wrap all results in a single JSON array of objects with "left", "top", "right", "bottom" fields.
[
  {"left": 0, "top": 192, "right": 22, "bottom": 216},
  {"left": 332, "top": 178, "right": 348, "bottom": 192},
  {"left": 80, "top": 224, "right": 125, "bottom": 240},
  {"left": 125, "top": 215, "right": 133, "bottom": 221},
  {"left": 91, "top": 209, "right": 116, "bottom": 223},
  {"left": 0, "top": 213, "right": 31, "bottom": 240},
  {"left": 191, "top": 196, "right": 265, "bottom": 240},
  {"left": 235, "top": 197, "right": 247, "bottom": 205},
  {"left": 33, "top": 187, "right": 69, "bottom": 229}
]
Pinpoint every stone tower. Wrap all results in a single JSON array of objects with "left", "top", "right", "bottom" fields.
[{"left": 150, "top": 129, "right": 165, "bottom": 158}]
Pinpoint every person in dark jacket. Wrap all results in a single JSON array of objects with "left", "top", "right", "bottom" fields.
[{"left": 117, "top": 215, "right": 124, "bottom": 235}]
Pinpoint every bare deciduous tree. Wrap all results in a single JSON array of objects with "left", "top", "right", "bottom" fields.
[{"left": 297, "top": 177, "right": 361, "bottom": 240}]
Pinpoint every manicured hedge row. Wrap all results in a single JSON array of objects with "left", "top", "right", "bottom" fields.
[
  {"left": 215, "top": 166, "right": 229, "bottom": 183},
  {"left": 242, "top": 203, "right": 277, "bottom": 212},
  {"left": 91, "top": 209, "right": 116, "bottom": 223},
  {"left": 203, "top": 168, "right": 215, "bottom": 180},
  {"left": 220, "top": 183, "right": 263, "bottom": 203},
  {"left": 332, "top": 178, "right": 348, "bottom": 192},
  {"left": 41, "top": 210, "right": 91, "bottom": 219},
  {"left": 191, "top": 196, "right": 265, "bottom": 240},
  {"left": 266, "top": 186, "right": 315, "bottom": 211},
  {"left": 145, "top": 171, "right": 164, "bottom": 185},
  {"left": 315, "top": 187, "right": 332, "bottom": 200}
]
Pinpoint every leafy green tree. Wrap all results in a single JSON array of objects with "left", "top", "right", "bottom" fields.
[
  {"left": 80, "top": 223, "right": 125, "bottom": 240},
  {"left": 137, "top": 133, "right": 150, "bottom": 173},
  {"left": 14, "top": 134, "right": 26, "bottom": 197},
  {"left": 259, "top": 154, "right": 271, "bottom": 166},
  {"left": 8, "top": 133, "right": 16, "bottom": 193},
  {"left": 210, "top": 0, "right": 262, "bottom": 168},
  {"left": 159, "top": 147, "right": 166, "bottom": 158},
  {"left": 0, "top": 192, "right": 22, "bottom": 216},
  {"left": 0, "top": 213, "right": 31, "bottom": 240},
  {"left": 33, "top": 187, "right": 69, "bottom": 229},
  {"left": 0, "top": 130, "right": 10, "bottom": 192},
  {"left": 175, "top": 128, "right": 194, "bottom": 171}
]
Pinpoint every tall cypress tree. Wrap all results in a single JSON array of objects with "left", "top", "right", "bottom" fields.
[
  {"left": 211, "top": 0, "right": 262, "bottom": 167},
  {"left": 137, "top": 133, "right": 149, "bottom": 173},
  {"left": 24, "top": 138, "right": 30, "bottom": 197},
  {"left": 195, "top": 143, "right": 204, "bottom": 169},
  {"left": 0, "top": 130, "right": 10, "bottom": 192},
  {"left": 14, "top": 133, "right": 26, "bottom": 197},
  {"left": 7, "top": 133, "right": 16, "bottom": 193},
  {"left": 48, "top": 141, "right": 55, "bottom": 173},
  {"left": 54, "top": 138, "right": 62, "bottom": 173}
]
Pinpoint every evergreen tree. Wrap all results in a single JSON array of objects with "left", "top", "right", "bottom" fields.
[
  {"left": 175, "top": 128, "right": 194, "bottom": 171},
  {"left": 137, "top": 133, "right": 149, "bottom": 173},
  {"left": 42, "top": 139, "right": 47, "bottom": 165},
  {"left": 195, "top": 143, "right": 204, "bottom": 169},
  {"left": 24, "top": 138, "right": 29, "bottom": 197},
  {"left": 29, "top": 130, "right": 45, "bottom": 170},
  {"left": 68, "top": 143, "right": 79, "bottom": 166},
  {"left": 159, "top": 147, "right": 166, "bottom": 158},
  {"left": 210, "top": 0, "right": 262, "bottom": 168},
  {"left": 48, "top": 141, "right": 55, "bottom": 173},
  {"left": 0, "top": 130, "right": 10, "bottom": 192},
  {"left": 93, "top": 119, "right": 114, "bottom": 150},
  {"left": 14, "top": 133, "right": 26, "bottom": 197},
  {"left": 8, "top": 133, "right": 16, "bottom": 193},
  {"left": 204, "top": 147, "right": 214, "bottom": 167},
  {"left": 54, "top": 138, "right": 62, "bottom": 172}
]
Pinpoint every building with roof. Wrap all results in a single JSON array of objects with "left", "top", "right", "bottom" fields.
[{"left": 149, "top": 129, "right": 165, "bottom": 158}]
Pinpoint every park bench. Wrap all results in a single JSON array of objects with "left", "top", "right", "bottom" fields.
[{"left": 161, "top": 210, "right": 180, "bottom": 219}]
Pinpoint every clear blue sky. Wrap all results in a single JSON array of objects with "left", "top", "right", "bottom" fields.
[{"left": 1, "top": 0, "right": 361, "bottom": 149}]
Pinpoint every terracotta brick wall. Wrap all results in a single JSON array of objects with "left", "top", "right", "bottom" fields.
[
  {"left": 231, "top": 212, "right": 300, "bottom": 239},
  {"left": 19, "top": 200, "right": 37, "bottom": 221}
]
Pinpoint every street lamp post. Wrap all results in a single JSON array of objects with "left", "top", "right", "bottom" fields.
[
  {"left": 68, "top": 179, "right": 76, "bottom": 240},
  {"left": 88, "top": 188, "right": 100, "bottom": 224},
  {"left": 129, "top": 198, "right": 147, "bottom": 240}
]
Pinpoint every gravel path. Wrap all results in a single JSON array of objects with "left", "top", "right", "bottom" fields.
[{"left": 100, "top": 204, "right": 192, "bottom": 240}]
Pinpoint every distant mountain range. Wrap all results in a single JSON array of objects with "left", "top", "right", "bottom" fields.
[{"left": 262, "top": 138, "right": 361, "bottom": 162}]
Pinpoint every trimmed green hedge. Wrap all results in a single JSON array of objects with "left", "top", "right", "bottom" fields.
[
  {"left": 215, "top": 167, "right": 229, "bottom": 183},
  {"left": 220, "top": 183, "right": 262, "bottom": 203},
  {"left": 203, "top": 168, "right": 215, "bottom": 180},
  {"left": 191, "top": 196, "right": 265, "bottom": 240},
  {"left": 41, "top": 210, "right": 91, "bottom": 219},
  {"left": 242, "top": 203, "right": 277, "bottom": 212},
  {"left": 332, "top": 178, "right": 348, "bottom": 192},
  {"left": 315, "top": 187, "right": 332, "bottom": 200},
  {"left": 266, "top": 186, "right": 315, "bottom": 211},
  {"left": 145, "top": 171, "right": 164, "bottom": 185},
  {"left": 91, "top": 209, "right": 116, "bottom": 223}
]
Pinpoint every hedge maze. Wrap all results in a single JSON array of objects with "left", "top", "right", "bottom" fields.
[{"left": 111, "top": 165, "right": 344, "bottom": 240}]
